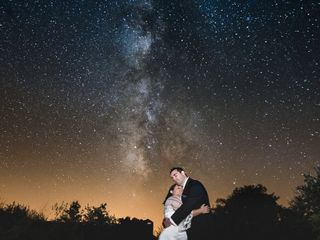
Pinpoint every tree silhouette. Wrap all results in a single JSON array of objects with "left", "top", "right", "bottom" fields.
[
  {"left": 277, "top": 207, "right": 314, "bottom": 240},
  {"left": 53, "top": 201, "right": 82, "bottom": 223},
  {"left": 0, "top": 200, "right": 154, "bottom": 240},
  {"left": 0, "top": 201, "right": 45, "bottom": 226},
  {"left": 290, "top": 166, "right": 320, "bottom": 217},
  {"left": 290, "top": 166, "right": 320, "bottom": 239},
  {"left": 214, "top": 184, "right": 281, "bottom": 240},
  {"left": 83, "top": 203, "right": 116, "bottom": 225},
  {"left": 310, "top": 214, "right": 320, "bottom": 240},
  {"left": 0, "top": 202, "right": 47, "bottom": 240}
]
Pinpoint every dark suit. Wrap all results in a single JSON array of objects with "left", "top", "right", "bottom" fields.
[{"left": 171, "top": 178, "right": 211, "bottom": 240}]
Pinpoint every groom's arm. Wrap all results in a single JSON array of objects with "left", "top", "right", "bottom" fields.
[{"left": 170, "top": 183, "right": 204, "bottom": 225}]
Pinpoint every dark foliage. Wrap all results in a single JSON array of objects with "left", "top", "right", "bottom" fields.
[
  {"left": 0, "top": 201, "right": 153, "bottom": 240},
  {"left": 290, "top": 166, "right": 320, "bottom": 217},
  {"left": 290, "top": 166, "right": 320, "bottom": 239},
  {"left": 210, "top": 184, "right": 314, "bottom": 240}
]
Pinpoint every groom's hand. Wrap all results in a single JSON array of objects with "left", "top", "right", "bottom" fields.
[{"left": 163, "top": 218, "right": 172, "bottom": 228}]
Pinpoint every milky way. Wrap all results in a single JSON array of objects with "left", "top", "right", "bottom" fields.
[{"left": 0, "top": 0, "right": 319, "bottom": 228}]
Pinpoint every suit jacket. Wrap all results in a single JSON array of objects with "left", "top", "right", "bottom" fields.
[{"left": 171, "top": 178, "right": 210, "bottom": 225}]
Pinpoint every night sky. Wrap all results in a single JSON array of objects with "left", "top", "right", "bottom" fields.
[{"left": 1, "top": 0, "right": 319, "bottom": 229}]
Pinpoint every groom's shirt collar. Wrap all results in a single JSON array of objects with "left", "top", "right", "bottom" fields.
[{"left": 182, "top": 177, "right": 189, "bottom": 189}]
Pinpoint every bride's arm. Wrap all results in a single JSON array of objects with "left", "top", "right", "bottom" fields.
[
  {"left": 164, "top": 197, "right": 181, "bottom": 218},
  {"left": 178, "top": 204, "right": 210, "bottom": 231}
]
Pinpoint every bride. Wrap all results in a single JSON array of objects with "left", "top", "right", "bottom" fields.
[{"left": 158, "top": 184, "right": 210, "bottom": 240}]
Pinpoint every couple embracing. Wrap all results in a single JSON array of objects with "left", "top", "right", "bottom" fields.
[{"left": 159, "top": 167, "right": 211, "bottom": 240}]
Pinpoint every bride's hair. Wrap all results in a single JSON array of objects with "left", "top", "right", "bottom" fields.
[{"left": 162, "top": 184, "right": 177, "bottom": 204}]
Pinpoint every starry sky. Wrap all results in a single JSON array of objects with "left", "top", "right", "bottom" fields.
[{"left": 1, "top": 0, "right": 319, "bottom": 229}]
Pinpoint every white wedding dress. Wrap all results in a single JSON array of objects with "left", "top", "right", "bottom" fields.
[{"left": 158, "top": 196, "right": 192, "bottom": 240}]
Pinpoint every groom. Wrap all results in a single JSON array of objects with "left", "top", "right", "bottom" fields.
[{"left": 163, "top": 167, "right": 211, "bottom": 240}]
